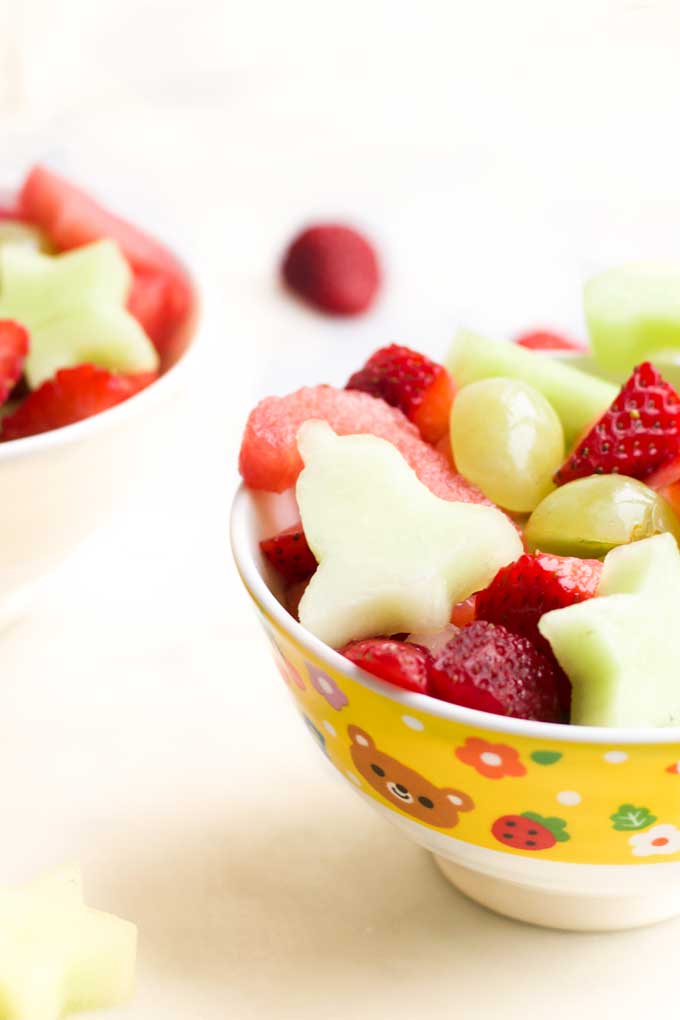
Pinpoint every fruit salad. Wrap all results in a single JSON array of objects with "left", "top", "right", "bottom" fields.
[
  {"left": 240, "top": 264, "right": 680, "bottom": 729},
  {"left": 0, "top": 165, "right": 193, "bottom": 441}
]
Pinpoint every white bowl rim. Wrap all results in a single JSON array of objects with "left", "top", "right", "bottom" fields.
[
  {"left": 0, "top": 186, "right": 200, "bottom": 462},
  {"left": 231, "top": 483, "right": 680, "bottom": 746}
]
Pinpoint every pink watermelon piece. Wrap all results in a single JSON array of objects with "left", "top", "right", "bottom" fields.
[{"left": 239, "top": 385, "right": 492, "bottom": 504}]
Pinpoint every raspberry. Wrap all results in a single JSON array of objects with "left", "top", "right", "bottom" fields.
[{"left": 282, "top": 224, "right": 380, "bottom": 315}]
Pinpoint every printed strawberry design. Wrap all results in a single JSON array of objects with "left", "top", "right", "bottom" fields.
[
  {"left": 492, "top": 812, "right": 570, "bottom": 851},
  {"left": 554, "top": 361, "right": 680, "bottom": 486}
]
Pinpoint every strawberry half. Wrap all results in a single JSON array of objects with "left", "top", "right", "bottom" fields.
[
  {"left": 555, "top": 362, "right": 680, "bottom": 486},
  {"left": 476, "top": 553, "right": 602, "bottom": 639},
  {"left": 1, "top": 364, "right": 157, "bottom": 440},
  {"left": 475, "top": 553, "right": 602, "bottom": 715},
  {"left": 341, "top": 638, "right": 434, "bottom": 695},
  {"left": 430, "top": 621, "right": 562, "bottom": 723},
  {"left": 0, "top": 321, "right": 29, "bottom": 405},
  {"left": 260, "top": 523, "right": 317, "bottom": 584},
  {"left": 515, "top": 329, "right": 585, "bottom": 352},
  {"left": 346, "top": 344, "right": 456, "bottom": 443}
]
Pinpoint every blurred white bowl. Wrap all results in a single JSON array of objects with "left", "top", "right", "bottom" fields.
[{"left": 0, "top": 214, "right": 199, "bottom": 628}]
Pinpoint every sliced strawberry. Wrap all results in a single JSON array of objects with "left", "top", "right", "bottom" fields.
[
  {"left": 347, "top": 344, "right": 455, "bottom": 443},
  {"left": 476, "top": 553, "right": 601, "bottom": 638},
  {"left": 475, "top": 553, "right": 601, "bottom": 716},
  {"left": 282, "top": 223, "right": 380, "bottom": 316},
  {"left": 1, "top": 364, "right": 156, "bottom": 440},
  {"left": 430, "top": 620, "right": 562, "bottom": 722},
  {"left": 0, "top": 321, "right": 29, "bottom": 405},
  {"left": 662, "top": 481, "right": 680, "bottom": 520},
  {"left": 341, "top": 638, "right": 434, "bottom": 695},
  {"left": 260, "top": 523, "right": 317, "bottom": 584},
  {"left": 450, "top": 595, "right": 477, "bottom": 628},
  {"left": 555, "top": 362, "right": 680, "bottom": 486},
  {"left": 285, "top": 578, "right": 309, "bottom": 620},
  {"left": 515, "top": 329, "right": 586, "bottom": 352}
]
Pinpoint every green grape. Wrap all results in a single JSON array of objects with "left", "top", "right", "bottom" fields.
[
  {"left": 450, "top": 377, "right": 564, "bottom": 512},
  {"left": 525, "top": 475, "right": 680, "bottom": 558},
  {"left": 0, "top": 221, "right": 52, "bottom": 252}
]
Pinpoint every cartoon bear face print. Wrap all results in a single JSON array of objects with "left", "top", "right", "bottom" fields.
[{"left": 348, "top": 725, "right": 474, "bottom": 828}]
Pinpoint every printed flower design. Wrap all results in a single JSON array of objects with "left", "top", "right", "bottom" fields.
[
  {"left": 455, "top": 737, "right": 526, "bottom": 779},
  {"left": 307, "top": 663, "right": 349, "bottom": 711},
  {"left": 629, "top": 824, "right": 680, "bottom": 857},
  {"left": 270, "top": 642, "right": 305, "bottom": 690}
]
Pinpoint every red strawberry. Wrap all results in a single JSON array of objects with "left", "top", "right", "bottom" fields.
[
  {"left": 515, "top": 329, "right": 585, "bottom": 352},
  {"left": 341, "top": 638, "right": 434, "bottom": 695},
  {"left": 555, "top": 362, "right": 680, "bottom": 486},
  {"left": 475, "top": 553, "right": 601, "bottom": 716},
  {"left": 450, "top": 595, "right": 477, "bottom": 628},
  {"left": 1, "top": 364, "right": 156, "bottom": 440},
  {"left": 476, "top": 554, "right": 601, "bottom": 641},
  {"left": 285, "top": 578, "right": 309, "bottom": 620},
  {"left": 346, "top": 345, "right": 456, "bottom": 443},
  {"left": 260, "top": 523, "right": 317, "bottom": 584},
  {"left": 430, "top": 620, "right": 562, "bottom": 722},
  {"left": 492, "top": 812, "right": 570, "bottom": 851},
  {"left": 0, "top": 321, "right": 29, "bottom": 405},
  {"left": 282, "top": 223, "right": 380, "bottom": 316}
]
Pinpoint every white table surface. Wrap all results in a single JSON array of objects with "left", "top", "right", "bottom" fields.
[{"left": 3, "top": 5, "right": 680, "bottom": 1012}]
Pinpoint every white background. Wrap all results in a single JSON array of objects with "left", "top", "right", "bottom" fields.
[{"left": 1, "top": 1, "right": 680, "bottom": 1016}]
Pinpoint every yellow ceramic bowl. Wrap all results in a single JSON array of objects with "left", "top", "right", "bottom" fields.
[{"left": 231, "top": 457, "right": 680, "bottom": 932}]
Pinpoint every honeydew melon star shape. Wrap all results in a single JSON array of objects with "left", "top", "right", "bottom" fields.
[
  {"left": 0, "top": 866, "right": 137, "bottom": 1019},
  {"left": 540, "top": 532, "right": 680, "bottom": 727},
  {"left": 296, "top": 420, "right": 523, "bottom": 648},
  {"left": 0, "top": 239, "right": 159, "bottom": 388}
]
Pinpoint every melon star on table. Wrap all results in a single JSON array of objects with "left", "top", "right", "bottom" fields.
[
  {"left": 295, "top": 420, "right": 523, "bottom": 648},
  {"left": 0, "top": 867, "right": 137, "bottom": 1019},
  {"left": 539, "top": 533, "right": 680, "bottom": 727},
  {"left": 0, "top": 239, "right": 159, "bottom": 388}
]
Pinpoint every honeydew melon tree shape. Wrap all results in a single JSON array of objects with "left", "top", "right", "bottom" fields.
[
  {"left": 540, "top": 533, "right": 680, "bottom": 727},
  {"left": 0, "top": 240, "right": 159, "bottom": 387},
  {"left": 296, "top": 421, "right": 523, "bottom": 648}
]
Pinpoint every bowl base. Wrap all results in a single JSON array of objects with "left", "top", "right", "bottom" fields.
[{"left": 433, "top": 854, "right": 680, "bottom": 931}]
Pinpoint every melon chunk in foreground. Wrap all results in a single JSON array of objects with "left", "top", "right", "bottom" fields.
[
  {"left": 296, "top": 421, "right": 522, "bottom": 648},
  {"left": 540, "top": 533, "right": 680, "bottom": 727},
  {"left": 0, "top": 867, "right": 137, "bottom": 1018}
]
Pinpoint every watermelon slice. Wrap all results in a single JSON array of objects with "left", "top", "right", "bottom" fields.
[
  {"left": 239, "top": 385, "right": 492, "bottom": 504},
  {"left": 19, "top": 165, "right": 193, "bottom": 364}
]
